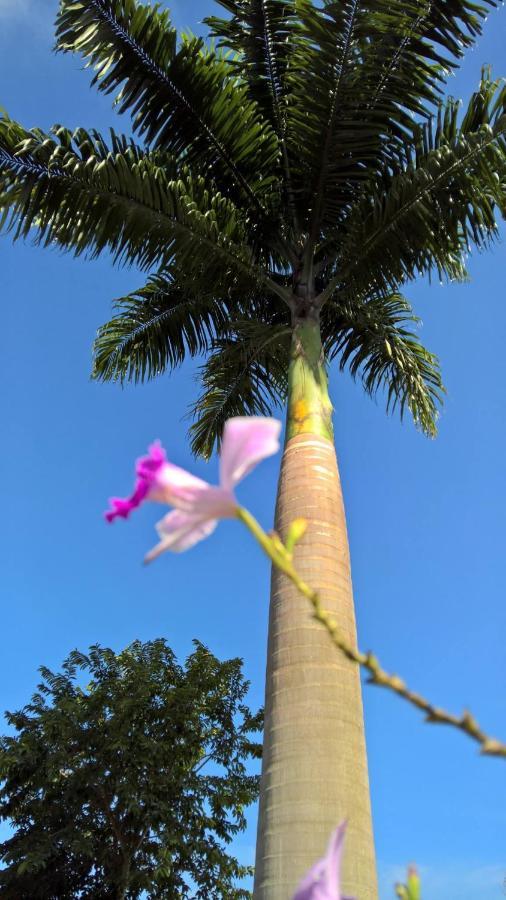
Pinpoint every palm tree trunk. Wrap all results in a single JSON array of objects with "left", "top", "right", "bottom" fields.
[{"left": 253, "top": 318, "right": 378, "bottom": 900}]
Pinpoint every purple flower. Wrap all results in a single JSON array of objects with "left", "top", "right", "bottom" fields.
[
  {"left": 105, "top": 417, "right": 281, "bottom": 561},
  {"left": 293, "top": 823, "right": 354, "bottom": 900}
]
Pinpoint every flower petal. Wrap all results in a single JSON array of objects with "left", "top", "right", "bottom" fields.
[
  {"left": 323, "top": 823, "right": 347, "bottom": 894},
  {"left": 158, "top": 465, "right": 236, "bottom": 517},
  {"left": 105, "top": 488, "right": 149, "bottom": 523},
  {"left": 105, "top": 441, "right": 167, "bottom": 522},
  {"left": 144, "top": 510, "right": 218, "bottom": 561},
  {"left": 292, "top": 823, "right": 348, "bottom": 900},
  {"left": 292, "top": 859, "right": 326, "bottom": 900},
  {"left": 219, "top": 417, "right": 282, "bottom": 490},
  {"left": 104, "top": 442, "right": 222, "bottom": 522}
]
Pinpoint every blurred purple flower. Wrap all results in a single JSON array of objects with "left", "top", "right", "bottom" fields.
[
  {"left": 105, "top": 417, "right": 281, "bottom": 561},
  {"left": 293, "top": 823, "right": 354, "bottom": 900}
]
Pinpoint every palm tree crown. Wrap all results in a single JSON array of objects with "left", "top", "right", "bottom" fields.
[{"left": 0, "top": 0, "right": 504, "bottom": 457}]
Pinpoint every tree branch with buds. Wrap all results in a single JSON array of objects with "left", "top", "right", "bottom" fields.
[{"left": 236, "top": 507, "right": 506, "bottom": 759}]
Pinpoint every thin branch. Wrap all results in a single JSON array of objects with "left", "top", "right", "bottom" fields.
[
  {"left": 193, "top": 752, "right": 214, "bottom": 775},
  {"left": 96, "top": 790, "right": 127, "bottom": 851},
  {"left": 237, "top": 506, "right": 506, "bottom": 759}
]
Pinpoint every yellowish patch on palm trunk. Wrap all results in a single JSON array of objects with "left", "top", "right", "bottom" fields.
[{"left": 285, "top": 320, "right": 334, "bottom": 442}]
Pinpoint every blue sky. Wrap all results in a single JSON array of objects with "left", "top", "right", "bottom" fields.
[{"left": 1, "top": 2, "right": 505, "bottom": 898}]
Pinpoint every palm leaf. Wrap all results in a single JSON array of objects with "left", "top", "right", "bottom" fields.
[
  {"left": 0, "top": 0, "right": 503, "bottom": 450},
  {"left": 93, "top": 273, "right": 236, "bottom": 383},
  {"left": 284, "top": 0, "right": 500, "bottom": 232},
  {"left": 205, "top": 1, "right": 298, "bottom": 228},
  {"left": 323, "top": 293, "right": 445, "bottom": 436},
  {"left": 319, "top": 73, "right": 506, "bottom": 302},
  {"left": 55, "top": 0, "right": 280, "bottom": 215},
  {"left": 0, "top": 118, "right": 286, "bottom": 295},
  {"left": 206, "top": 1, "right": 294, "bottom": 131},
  {"left": 190, "top": 319, "right": 291, "bottom": 458}
]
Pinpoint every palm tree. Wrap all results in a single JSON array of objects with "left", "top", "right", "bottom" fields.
[{"left": 0, "top": 1, "right": 504, "bottom": 897}]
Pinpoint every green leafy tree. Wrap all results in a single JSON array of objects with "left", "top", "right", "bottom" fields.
[
  {"left": 0, "top": 640, "right": 262, "bottom": 899},
  {"left": 0, "top": 2, "right": 505, "bottom": 897}
]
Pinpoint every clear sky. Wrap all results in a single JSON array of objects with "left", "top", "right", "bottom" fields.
[{"left": 1, "top": 2, "right": 505, "bottom": 898}]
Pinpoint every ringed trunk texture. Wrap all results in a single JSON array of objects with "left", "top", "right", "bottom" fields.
[{"left": 253, "top": 320, "right": 377, "bottom": 900}]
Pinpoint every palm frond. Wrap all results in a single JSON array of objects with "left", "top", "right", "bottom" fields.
[
  {"left": 206, "top": 1, "right": 293, "bottom": 128},
  {"left": 304, "top": 0, "right": 366, "bottom": 247},
  {"left": 55, "top": 0, "right": 280, "bottom": 214},
  {"left": 284, "top": 0, "right": 500, "bottom": 231},
  {"left": 93, "top": 273, "right": 237, "bottom": 383},
  {"left": 1, "top": 0, "right": 503, "bottom": 449},
  {"left": 205, "top": 1, "right": 298, "bottom": 227},
  {"left": 287, "top": 0, "right": 380, "bottom": 233},
  {"left": 190, "top": 319, "right": 291, "bottom": 458},
  {"left": 362, "top": 0, "right": 498, "bottom": 129},
  {"left": 0, "top": 118, "right": 279, "bottom": 291},
  {"left": 323, "top": 293, "right": 445, "bottom": 436},
  {"left": 320, "top": 73, "right": 506, "bottom": 301}
]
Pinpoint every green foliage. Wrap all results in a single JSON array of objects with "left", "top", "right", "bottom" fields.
[
  {"left": 55, "top": 0, "right": 280, "bottom": 213},
  {"left": 0, "top": 119, "right": 257, "bottom": 278},
  {"left": 93, "top": 271, "right": 237, "bottom": 382},
  {"left": 322, "top": 294, "right": 444, "bottom": 437},
  {"left": 325, "top": 73, "right": 506, "bottom": 302},
  {"left": 1, "top": 0, "right": 505, "bottom": 454},
  {"left": 0, "top": 640, "right": 262, "bottom": 899},
  {"left": 209, "top": 0, "right": 502, "bottom": 233},
  {"left": 189, "top": 318, "right": 291, "bottom": 458}
]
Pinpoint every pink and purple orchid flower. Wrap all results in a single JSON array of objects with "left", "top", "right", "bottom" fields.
[
  {"left": 107, "top": 422, "right": 353, "bottom": 897},
  {"left": 293, "top": 823, "right": 353, "bottom": 900},
  {"left": 105, "top": 417, "right": 281, "bottom": 562}
]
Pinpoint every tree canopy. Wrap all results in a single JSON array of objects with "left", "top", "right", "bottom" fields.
[
  {"left": 0, "top": 639, "right": 262, "bottom": 899},
  {"left": 0, "top": 0, "right": 504, "bottom": 454}
]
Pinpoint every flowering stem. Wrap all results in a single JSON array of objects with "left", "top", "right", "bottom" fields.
[{"left": 236, "top": 506, "right": 506, "bottom": 759}]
